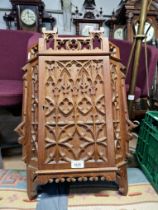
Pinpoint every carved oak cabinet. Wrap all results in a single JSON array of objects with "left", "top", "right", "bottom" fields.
[{"left": 17, "top": 30, "right": 130, "bottom": 199}]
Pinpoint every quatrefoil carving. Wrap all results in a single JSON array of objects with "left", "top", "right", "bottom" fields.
[
  {"left": 78, "top": 97, "right": 92, "bottom": 115},
  {"left": 59, "top": 98, "right": 74, "bottom": 115}
]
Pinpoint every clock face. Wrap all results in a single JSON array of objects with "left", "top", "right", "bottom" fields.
[
  {"left": 114, "top": 28, "right": 124, "bottom": 40},
  {"left": 20, "top": 9, "right": 36, "bottom": 26},
  {"left": 135, "top": 22, "right": 154, "bottom": 42},
  {"left": 81, "top": 24, "right": 98, "bottom": 36}
]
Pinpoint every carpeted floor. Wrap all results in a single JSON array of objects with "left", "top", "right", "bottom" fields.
[{"left": 0, "top": 168, "right": 158, "bottom": 210}]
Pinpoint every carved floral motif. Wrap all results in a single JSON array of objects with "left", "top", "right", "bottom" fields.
[{"left": 44, "top": 59, "right": 107, "bottom": 164}]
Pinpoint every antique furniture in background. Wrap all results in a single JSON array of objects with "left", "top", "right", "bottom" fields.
[
  {"left": 106, "top": 0, "right": 158, "bottom": 44},
  {"left": 110, "top": 38, "right": 158, "bottom": 119},
  {"left": 3, "top": 0, "right": 56, "bottom": 32},
  {"left": 0, "top": 29, "right": 41, "bottom": 153},
  {"left": 72, "top": 0, "right": 105, "bottom": 35},
  {"left": 16, "top": 30, "right": 131, "bottom": 199},
  {"left": 107, "top": 0, "right": 158, "bottom": 119}
]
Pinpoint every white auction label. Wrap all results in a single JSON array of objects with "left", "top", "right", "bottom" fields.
[
  {"left": 128, "top": 95, "right": 135, "bottom": 100},
  {"left": 71, "top": 160, "right": 84, "bottom": 168}
]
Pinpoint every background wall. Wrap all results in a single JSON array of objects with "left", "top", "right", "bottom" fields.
[{"left": 0, "top": 0, "right": 120, "bottom": 36}]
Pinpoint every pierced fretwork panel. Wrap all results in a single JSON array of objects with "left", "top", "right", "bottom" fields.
[
  {"left": 42, "top": 31, "right": 104, "bottom": 51},
  {"left": 43, "top": 59, "right": 108, "bottom": 165},
  {"left": 17, "top": 69, "right": 28, "bottom": 162},
  {"left": 30, "top": 62, "right": 39, "bottom": 162},
  {"left": 110, "top": 61, "right": 123, "bottom": 161}
]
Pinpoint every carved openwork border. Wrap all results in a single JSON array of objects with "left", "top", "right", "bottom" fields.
[{"left": 38, "top": 29, "right": 108, "bottom": 52}]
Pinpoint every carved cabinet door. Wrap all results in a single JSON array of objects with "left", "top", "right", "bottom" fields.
[{"left": 37, "top": 55, "right": 116, "bottom": 174}]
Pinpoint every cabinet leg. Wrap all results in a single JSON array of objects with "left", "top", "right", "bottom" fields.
[
  {"left": 27, "top": 167, "right": 37, "bottom": 200},
  {"left": 117, "top": 165, "right": 128, "bottom": 195}
]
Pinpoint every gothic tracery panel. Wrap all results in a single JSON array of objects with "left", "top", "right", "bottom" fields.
[{"left": 43, "top": 59, "right": 108, "bottom": 165}]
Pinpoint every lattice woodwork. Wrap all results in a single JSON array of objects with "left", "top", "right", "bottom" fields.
[{"left": 16, "top": 30, "right": 130, "bottom": 199}]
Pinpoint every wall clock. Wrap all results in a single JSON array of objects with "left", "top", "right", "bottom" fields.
[
  {"left": 73, "top": 19, "right": 104, "bottom": 36},
  {"left": 113, "top": 27, "right": 124, "bottom": 40},
  {"left": 18, "top": 3, "right": 39, "bottom": 31},
  {"left": 134, "top": 21, "right": 155, "bottom": 43},
  {"left": 20, "top": 8, "right": 37, "bottom": 26},
  {"left": 3, "top": 0, "right": 56, "bottom": 32},
  {"left": 105, "top": 0, "right": 158, "bottom": 44}
]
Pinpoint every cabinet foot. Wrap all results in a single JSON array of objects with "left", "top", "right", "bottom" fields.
[
  {"left": 27, "top": 167, "right": 37, "bottom": 200},
  {"left": 117, "top": 165, "right": 128, "bottom": 196}
]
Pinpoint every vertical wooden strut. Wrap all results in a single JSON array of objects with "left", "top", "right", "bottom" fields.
[{"left": 128, "top": 0, "right": 150, "bottom": 118}]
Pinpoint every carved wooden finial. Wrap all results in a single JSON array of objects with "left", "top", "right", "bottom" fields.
[{"left": 83, "top": 0, "right": 96, "bottom": 10}]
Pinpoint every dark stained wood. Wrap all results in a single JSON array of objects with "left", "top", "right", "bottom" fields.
[
  {"left": 16, "top": 30, "right": 130, "bottom": 199},
  {"left": 105, "top": 0, "right": 158, "bottom": 43},
  {"left": 3, "top": 0, "right": 56, "bottom": 32},
  {"left": 72, "top": 0, "right": 105, "bottom": 35}
]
